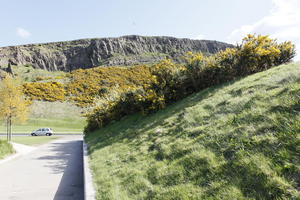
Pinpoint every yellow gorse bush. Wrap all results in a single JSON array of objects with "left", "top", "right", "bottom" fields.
[
  {"left": 23, "top": 81, "right": 65, "bottom": 102},
  {"left": 66, "top": 65, "right": 157, "bottom": 107}
]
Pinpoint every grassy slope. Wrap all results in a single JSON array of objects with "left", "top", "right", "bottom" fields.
[
  {"left": 86, "top": 62, "right": 300, "bottom": 200},
  {"left": 0, "top": 140, "right": 14, "bottom": 159},
  {"left": 11, "top": 65, "right": 66, "bottom": 82}
]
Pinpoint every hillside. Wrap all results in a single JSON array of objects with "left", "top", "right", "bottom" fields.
[
  {"left": 0, "top": 35, "right": 232, "bottom": 71},
  {"left": 85, "top": 62, "right": 300, "bottom": 200},
  {"left": 0, "top": 35, "right": 293, "bottom": 136}
]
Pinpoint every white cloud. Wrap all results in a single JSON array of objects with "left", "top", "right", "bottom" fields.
[
  {"left": 228, "top": 0, "right": 300, "bottom": 60},
  {"left": 194, "top": 34, "right": 205, "bottom": 40},
  {"left": 16, "top": 27, "right": 31, "bottom": 38}
]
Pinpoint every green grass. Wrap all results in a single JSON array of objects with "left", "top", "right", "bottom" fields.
[
  {"left": 11, "top": 65, "right": 66, "bottom": 83},
  {"left": 0, "top": 118, "right": 85, "bottom": 133},
  {"left": 0, "top": 101, "right": 86, "bottom": 133},
  {"left": 85, "top": 62, "right": 300, "bottom": 200},
  {"left": 0, "top": 140, "right": 14, "bottom": 159},
  {"left": 0, "top": 136, "right": 61, "bottom": 146}
]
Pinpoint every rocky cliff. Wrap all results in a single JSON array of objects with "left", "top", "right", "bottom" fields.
[{"left": 0, "top": 35, "right": 233, "bottom": 71}]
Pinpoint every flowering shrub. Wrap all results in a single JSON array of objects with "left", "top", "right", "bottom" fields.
[
  {"left": 180, "top": 34, "right": 296, "bottom": 88},
  {"left": 66, "top": 65, "right": 156, "bottom": 107},
  {"left": 85, "top": 86, "right": 165, "bottom": 130},
  {"left": 235, "top": 34, "right": 280, "bottom": 75},
  {"left": 275, "top": 41, "right": 296, "bottom": 65},
  {"left": 23, "top": 81, "right": 65, "bottom": 102},
  {"left": 150, "top": 59, "right": 187, "bottom": 102}
]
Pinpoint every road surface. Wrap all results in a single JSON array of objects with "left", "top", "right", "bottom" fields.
[{"left": 0, "top": 136, "right": 84, "bottom": 200}]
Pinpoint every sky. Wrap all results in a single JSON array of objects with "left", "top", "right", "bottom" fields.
[{"left": 1, "top": 0, "right": 299, "bottom": 60}]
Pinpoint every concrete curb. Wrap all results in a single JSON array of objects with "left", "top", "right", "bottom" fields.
[{"left": 83, "top": 141, "right": 96, "bottom": 200}]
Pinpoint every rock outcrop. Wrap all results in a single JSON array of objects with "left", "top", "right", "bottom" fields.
[{"left": 0, "top": 35, "right": 233, "bottom": 71}]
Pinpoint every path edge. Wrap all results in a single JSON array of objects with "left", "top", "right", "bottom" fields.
[
  {"left": 0, "top": 142, "right": 36, "bottom": 165},
  {"left": 83, "top": 141, "right": 96, "bottom": 200},
  {"left": 0, "top": 152, "right": 19, "bottom": 165}
]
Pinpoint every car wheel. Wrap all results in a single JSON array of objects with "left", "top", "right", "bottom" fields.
[
  {"left": 31, "top": 133, "right": 36, "bottom": 136},
  {"left": 46, "top": 133, "right": 51, "bottom": 136}
]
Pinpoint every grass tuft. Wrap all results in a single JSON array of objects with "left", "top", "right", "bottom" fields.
[{"left": 0, "top": 140, "right": 14, "bottom": 159}]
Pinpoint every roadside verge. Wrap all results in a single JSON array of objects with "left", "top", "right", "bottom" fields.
[
  {"left": 0, "top": 142, "right": 36, "bottom": 165},
  {"left": 83, "top": 141, "right": 96, "bottom": 200}
]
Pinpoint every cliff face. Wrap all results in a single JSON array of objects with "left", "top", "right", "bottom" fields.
[{"left": 0, "top": 35, "right": 233, "bottom": 71}]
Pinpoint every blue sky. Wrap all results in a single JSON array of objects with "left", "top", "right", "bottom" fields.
[{"left": 1, "top": 0, "right": 299, "bottom": 59}]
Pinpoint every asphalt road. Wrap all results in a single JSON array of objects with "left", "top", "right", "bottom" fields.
[{"left": 0, "top": 136, "right": 84, "bottom": 200}]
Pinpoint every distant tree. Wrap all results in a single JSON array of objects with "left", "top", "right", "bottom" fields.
[{"left": 0, "top": 74, "right": 28, "bottom": 141}]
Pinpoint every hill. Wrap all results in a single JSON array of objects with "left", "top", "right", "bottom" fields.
[
  {"left": 85, "top": 62, "right": 300, "bottom": 199},
  {"left": 0, "top": 35, "right": 232, "bottom": 71}
]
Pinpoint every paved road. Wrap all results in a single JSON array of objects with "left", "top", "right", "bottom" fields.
[{"left": 0, "top": 136, "right": 84, "bottom": 200}]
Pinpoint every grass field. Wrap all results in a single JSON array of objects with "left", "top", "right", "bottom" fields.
[
  {"left": 85, "top": 62, "right": 300, "bottom": 200},
  {"left": 0, "top": 101, "right": 86, "bottom": 133},
  {"left": 11, "top": 65, "right": 66, "bottom": 83},
  {"left": 0, "top": 118, "right": 85, "bottom": 133},
  {"left": 0, "top": 136, "right": 61, "bottom": 146}
]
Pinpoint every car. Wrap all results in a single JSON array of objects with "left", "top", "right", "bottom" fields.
[{"left": 31, "top": 128, "right": 53, "bottom": 136}]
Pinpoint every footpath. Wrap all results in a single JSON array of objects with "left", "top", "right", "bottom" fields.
[{"left": 0, "top": 136, "right": 84, "bottom": 200}]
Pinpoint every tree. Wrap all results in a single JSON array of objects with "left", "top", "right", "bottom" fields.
[{"left": 0, "top": 74, "right": 28, "bottom": 141}]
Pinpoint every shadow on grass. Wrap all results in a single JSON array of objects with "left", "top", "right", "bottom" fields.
[{"left": 86, "top": 76, "right": 247, "bottom": 154}]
